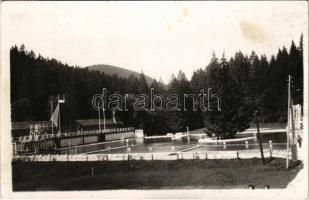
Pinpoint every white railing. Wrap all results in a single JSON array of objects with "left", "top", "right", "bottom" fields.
[
  {"left": 14, "top": 127, "right": 135, "bottom": 143},
  {"left": 13, "top": 149, "right": 287, "bottom": 162}
]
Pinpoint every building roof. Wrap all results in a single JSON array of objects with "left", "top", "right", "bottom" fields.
[
  {"left": 75, "top": 118, "right": 123, "bottom": 126},
  {"left": 11, "top": 121, "right": 51, "bottom": 130},
  {"left": 11, "top": 118, "right": 123, "bottom": 130}
]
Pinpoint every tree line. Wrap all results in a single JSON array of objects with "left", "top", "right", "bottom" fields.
[{"left": 10, "top": 35, "right": 303, "bottom": 137}]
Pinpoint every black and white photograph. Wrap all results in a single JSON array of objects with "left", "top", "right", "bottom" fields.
[{"left": 0, "top": 1, "right": 308, "bottom": 199}]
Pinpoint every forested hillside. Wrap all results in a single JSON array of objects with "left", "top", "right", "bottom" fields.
[
  {"left": 87, "top": 64, "right": 154, "bottom": 86},
  {"left": 191, "top": 35, "right": 303, "bottom": 137},
  {"left": 10, "top": 35, "right": 303, "bottom": 137}
]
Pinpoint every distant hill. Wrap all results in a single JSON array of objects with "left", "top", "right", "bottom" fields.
[{"left": 87, "top": 64, "right": 154, "bottom": 86}]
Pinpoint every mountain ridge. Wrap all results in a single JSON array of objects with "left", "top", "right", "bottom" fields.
[{"left": 87, "top": 64, "right": 154, "bottom": 86}]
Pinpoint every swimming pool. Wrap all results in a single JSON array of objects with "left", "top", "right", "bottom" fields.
[{"left": 58, "top": 131, "right": 287, "bottom": 155}]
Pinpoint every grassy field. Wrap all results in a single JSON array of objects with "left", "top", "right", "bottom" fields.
[{"left": 12, "top": 158, "right": 302, "bottom": 191}]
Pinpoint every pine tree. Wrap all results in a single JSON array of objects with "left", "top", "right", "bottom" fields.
[{"left": 203, "top": 54, "right": 255, "bottom": 138}]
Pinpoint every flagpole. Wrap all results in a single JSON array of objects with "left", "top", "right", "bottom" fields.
[
  {"left": 102, "top": 89, "right": 106, "bottom": 130},
  {"left": 98, "top": 103, "right": 101, "bottom": 132},
  {"left": 113, "top": 111, "right": 116, "bottom": 124},
  {"left": 58, "top": 94, "right": 61, "bottom": 134},
  {"left": 102, "top": 104, "right": 106, "bottom": 130},
  {"left": 51, "top": 100, "right": 54, "bottom": 135}
]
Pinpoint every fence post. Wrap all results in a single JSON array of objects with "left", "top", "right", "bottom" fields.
[
  {"left": 205, "top": 152, "right": 208, "bottom": 160},
  {"left": 236, "top": 151, "right": 239, "bottom": 159}
]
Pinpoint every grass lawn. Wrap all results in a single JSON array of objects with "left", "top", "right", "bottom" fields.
[{"left": 12, "top": 157, "right": 302, "bottom": 191}]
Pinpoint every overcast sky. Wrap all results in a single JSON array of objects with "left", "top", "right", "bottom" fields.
[{"left": 2, "top": 1, "right": 307, "bottom": 83}]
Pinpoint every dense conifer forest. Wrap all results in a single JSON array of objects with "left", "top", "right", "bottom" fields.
[{"left": 10, "top": 35, "right": 303, "bottom": 137}]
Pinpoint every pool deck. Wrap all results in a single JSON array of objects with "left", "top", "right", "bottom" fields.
[
  {"left": 198, "top": 136, "right": 256, "bottom": 144},
  {"left": 238, "top": 128, "right": 286, "bottom": 134}
]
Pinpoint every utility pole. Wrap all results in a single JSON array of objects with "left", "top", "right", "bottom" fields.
[
  {"left": 287, "top": 75, "right": 297, "bottom": 164},
  {"left": 286, "top": 75, "right": 291, "bottom": 168},
  {"left": 291, "top": 105, "right": 297, "bottom": 162},
  {"left": 286, "top": 122, "right": 289, "bottom": 169},
  {"left": 255, "top": 110, "right": 265, "bottom": 165}
]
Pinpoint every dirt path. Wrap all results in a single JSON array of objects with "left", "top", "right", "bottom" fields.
[{"left": 286, "top": 144, "right": 308, "bottom": 197}]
